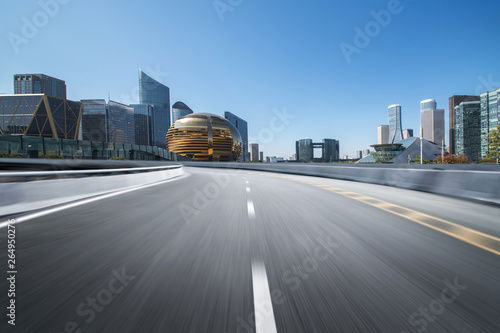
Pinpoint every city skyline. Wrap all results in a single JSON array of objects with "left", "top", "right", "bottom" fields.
[{"left": 1, "top": 0, "right": 499, "bottom": 158}]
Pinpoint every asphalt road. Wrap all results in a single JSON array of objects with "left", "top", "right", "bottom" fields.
[{"left": 1, "top": 167, "right": 499, "bottom": 332}]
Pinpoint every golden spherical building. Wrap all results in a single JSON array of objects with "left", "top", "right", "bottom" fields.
[{"left": 166, "top": 113, "right": 243, "bottom": 162}]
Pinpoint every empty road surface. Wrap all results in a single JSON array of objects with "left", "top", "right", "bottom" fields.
[{"left": 1, "top": 167, "right": 499, "bottom": 332}]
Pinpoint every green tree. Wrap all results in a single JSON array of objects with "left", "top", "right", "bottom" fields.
[
  {"left": 486, "top": 125, "right": 500, "bottom": 163},
  {"left": 414, "top": 155, "right": 421, "bottom": 164}
]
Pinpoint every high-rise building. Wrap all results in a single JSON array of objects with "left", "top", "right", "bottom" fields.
[
  {"left": 249, "top": 143, "right": 259, "bottom": 161},
  {"left": 323, "top": 139, "right": 339, "bottom": 162},
  {"left": 296, "top": 139, "right": 313, "bottom": 162},
  {"left": 172, "top": 101, "right": 193, "bottom": 123},
  {"left": 343, "top": 154, "right": 349, "bottom": 160},
  {"left": 480, "top": 87, "right": 500, "bottom": 159},
  {"left": 81, "top": 99, "right": 108, "bottom": 142},
  {"left": 421, "top": 108, "right": 445, "bottom": 146},
  {"left": 388, "top": 104, "right": 403, "bottom": 143},
  {"left": 260, "top": 151, "right": 263, "bottom": 161},
  {"left": 14, "top": 74, "right": 66, "bottom": 99},
  {"left": 455, "top": 101, "right": 481, "bottom": 162},
  {"left": 138, "top": 69, "right": 170, "bottom": 147},
  {"left": 403, "top": 129, "right": 413, "bottom": 139},
  {"left": 420, "top": 99, "right": 444, "bottom": 147},
  {"left": 363, "top": 149, "right": 370, "bottom": 157},
  {"left": 356, "top": 150, "right": 362, "bottom": 159},
  {"left": 449, "top": 95, "right": 480, "bottom": 154},
  {"left": 130, "top": 104, "right": 153, "bottom": 146},
  {"left": 108, "top": 101, "right": 134, "bottom": 144},
  {"left": 81, "top": 100, "right": 134, "bottom": 144},
  {"left": 420, "top": 99, "right": 437, "bottom": 114},
  {"left": 224, "top": 112, "right": 248, "bottom": 161},
  {"left": 378, "top": 125, "right": 389, "bottom": 144},
  {"left": 296, "top": 139, "right": 339, "bottom": 162}
]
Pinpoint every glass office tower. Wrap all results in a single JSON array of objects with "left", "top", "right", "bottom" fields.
[
  {"left": 455, "top": 101, "right": 481, "bottom": 162},
  {"left": 131, "top": 104, "right": 153, "bottom": 146},
  {"left": 81, "top": 100, "right": 108, "bottom": 142},
  {"left": 14, "top": 74, "right": 67, "bottom": 99},
  {"left": 108, "top": 101, "right": 134, "bottom": 144},
  {"left": 323, "top": 139, "right": 339, "bottom": 162},
  {"left": 81, "top": 100, "right": 134, "bottom": 144},
  {"left": 224, "top": 111, "right": 248, "bottom": 161},
  {"left": 388, "top": 104, "right": 403, "bottom": 143},
  {"left": 139, "top": 69, "right": 170, "bottom": 147},
  {"left": 449, "top": 95, "right": 480, "bottom": 154},
  {"left": 480, "top": 88, "right": 500, "bottom": 158},
  {"left": 296, "top": 139, "right": 313, "bottom": 162},
  {"left": 172, "top": 102, "right": 194, "bottom": 123}
]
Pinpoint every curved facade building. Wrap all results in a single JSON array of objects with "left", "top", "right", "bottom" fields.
[
  {"left": 139, "top": 69, "right": 170, "bottom": 147},
  {"left": 166, "top": 113, "right": 243, "bottom": 161},
  {"left": 172, "top": 101, "right": 194, "bottom": 123},
  {"left": 388, "top": 104, "right": 403, "bottom": 143}
]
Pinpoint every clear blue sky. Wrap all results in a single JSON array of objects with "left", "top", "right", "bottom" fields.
[{"left": 1, "top": 0, "right": 499, "bottom": 158}]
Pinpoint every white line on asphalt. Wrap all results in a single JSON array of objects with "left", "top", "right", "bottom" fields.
[
  {"left": 251, "top": 260, "right": 278, "bottom": 333},
  {"left": 247, "top": 200, "right": 255, "bottom": 218},
  {"left": 0, "top": 173, "right": 190, "bottom": 229},
  {"left": 246, "top": 187, "right": 251, "bottom": 193}
]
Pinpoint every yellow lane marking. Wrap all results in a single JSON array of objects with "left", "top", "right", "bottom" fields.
[{"left": 307, "top": 180, "right": 500, "bottom": 256}]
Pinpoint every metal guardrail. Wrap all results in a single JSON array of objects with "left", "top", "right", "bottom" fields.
[
  {"left": 180, "top": 162, "right": 500, "bottom": 205},
  {"left": 0, "top": 165, "right": 183, "bottom": 182}
]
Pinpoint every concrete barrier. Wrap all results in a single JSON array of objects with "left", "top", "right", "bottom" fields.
[
  {"left": 181, "top": 162, "right": 500, "bottom": 205},
  {"left": 0, "top": 165, "right": 183, "bottom": 216}
]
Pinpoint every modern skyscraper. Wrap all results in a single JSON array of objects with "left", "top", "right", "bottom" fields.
[
  {"left": 420, "top": 99, "right": 444, "bottom": 147},
  {"left": 296, "top": 139, "right": 339, "bottom": 162},
  {"left": 172, "top": 101, "right": 193, "bottom": 123},
  {"left": 81, "top": 100, "right": 134, "bottom": 144},
  {"left": 249, "top": 143, "right": 259, "bottom": 161},
  {"left": 260, "top": 151, "right": 263, "bottom": 161},
  {"left": 81, "top": 99, "right": 108, "bottom": 142},
  {"left": 363, "top": 149, "right": 370, "bottom": 157},
  {"left": 14, "top": 74, "right": 67, "bottom": 99},
  {"left": 421, "top": 108, "right": 445, "bottom": 146},
  {"left": 403, "top": 129, "right": 413, "bottom": 139},
  {"left": 138, "top": 69, "right": 170, "bottom": 147},
  {"left": 388, "top": 104, "right": 403, "bottom": 143},
  {"left": 480, "top": 87, "right": 500, "bottom": 159},
  {"left": 323, "top": 139, "right": 339, "bottom": 162},
  {"left": 296, "top": 139, "right": 313, "bottom": 162},
  {"left": 449, "top": 95, "right": 480, "bottom": 154},
  {"left": 224, "top": 111, "right": 248, "bottom": 162},
  {"left": 455, "top": 101, "right": 481, "bottom": 162},
  {"left": 420, "top": 99, "right": 437, "bottom": 114},
  {"left": 130, "top": 104, "right": 153, "bottom": 146},
  {"left": 356, "top": 150, "right": 362, "bottom": 159},
  {"left": 378, "top": 125, "right": 389, "bottom": 144},
  {"left": 108, "top": 101, "right": 134, "bottom": 144}
]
